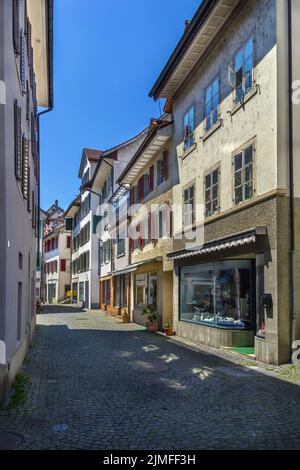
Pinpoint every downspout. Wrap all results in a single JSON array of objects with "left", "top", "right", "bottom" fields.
[
  {"left": 37, "top": 0, "right": 54, "bottom": 299},
  {"left": 287, "top": 0, "right": 296, "bottom": 354}
]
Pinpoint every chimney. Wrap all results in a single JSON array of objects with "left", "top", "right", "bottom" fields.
[
  {"left": 184, "top": 20, "right": 191, "bottom": 31},
  {"left": 55, "top": 199, "right": 58, "bottom": 208}
]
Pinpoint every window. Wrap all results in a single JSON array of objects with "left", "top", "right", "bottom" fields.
[
  {"left": 20, "top": 30, "right": 26, "bottom": 94},
  {"left": 117, "top": 231, "right": 125, "bottom": 256},
  {"left": 179, "top": 260, "right": 253, "bottom": 329},
  {"left": 233, "top": 38, "right": 254, "bottom": 104},
  {"left": 101, "top": 240, "right": 111, "bottom": 264},
  {"left": 205, "top": 78, "right": 219, "bottom": 131},
  {"left": 157, "top": 150, "right": 169, "bottom": 186},
  {"left": 135, "top": 273, "right": 158, "bottom": 309},
  {"left": 82, "top": 169, "right": 90, "bottom": 187},
  {"left": 19, "top": 252, "right": 23, "bottom": 270},
  {"left": 183, "top": 107, "right": 195, "bottom": 151},
  {"left": 204, "top": 168, "right": 219, "bottom": 217},
  {"left": 233, "top": 144, "right": 254, "bottom": 204},
  {"left": 183, "top": 184, "right": 195, "bottom": 226}
]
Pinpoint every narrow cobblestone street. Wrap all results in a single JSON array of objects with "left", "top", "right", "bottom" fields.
[{"left": 1, "top": 305, "right": 300, "bottom": 450}]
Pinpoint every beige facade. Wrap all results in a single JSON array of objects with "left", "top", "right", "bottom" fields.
[
  {"left": 150, "top": 0, "right": 300, "bottom": 364},
  {"left": 118, "top": 120, "right": 174, "bottom": 329}
]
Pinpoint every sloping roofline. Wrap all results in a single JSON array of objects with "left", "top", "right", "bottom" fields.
[
  {"left": 149, "top": 0, "right": 217, "bottom": 100},
  {"left": 117, "top": 119, "right": 172, "bottom": 184}
]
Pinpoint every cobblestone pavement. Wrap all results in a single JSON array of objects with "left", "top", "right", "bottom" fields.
[{"left": 1, "top": 305, "right": 300, "bottom": 450}]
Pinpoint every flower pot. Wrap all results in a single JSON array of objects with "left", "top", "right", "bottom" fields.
[
  {"left": 146, "top": 319, "right": 159, "bottom": 332},
  {"left": 164, "top": 327, "right": 174, "bottom": 336}
]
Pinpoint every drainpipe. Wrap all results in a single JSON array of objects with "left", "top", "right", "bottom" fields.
[{"left": 287, "top": 0, "right": 296, "bottom": 355}]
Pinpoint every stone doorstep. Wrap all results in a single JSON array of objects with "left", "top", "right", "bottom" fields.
[{"left": 155, "top": 331, "right": 299, "bottom": 382}]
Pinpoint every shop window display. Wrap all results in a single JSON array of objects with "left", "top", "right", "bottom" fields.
[
  {"left": 135, "top": 272, "right": 158, "bottom": 309},
  {"left": 180, "top": 260, "right": 253, "bottom": 329}
]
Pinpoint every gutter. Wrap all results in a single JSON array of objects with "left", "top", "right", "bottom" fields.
[{"left": 287, "top": 0, "right": 296, "bottom": 353}]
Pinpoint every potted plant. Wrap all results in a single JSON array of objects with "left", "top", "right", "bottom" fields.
[
  {"left": 142, "top": 305, "right": 159, "bottom": 332},
  {"left": 121, "top": 308, "right": 130, "bottom": 324},
  {"left": 164, "top": 321, "right": 174, "bottom": 336}
]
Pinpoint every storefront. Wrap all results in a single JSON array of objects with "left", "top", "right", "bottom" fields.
[
  {"left": 100, "top": 275, "right": 112, "bottom": 312},
  {"left": 169, "top": 228, "right": 267, "bottom": 349},
  {"left": 131, "top": 260, "right": 173, "bottom": 329}
]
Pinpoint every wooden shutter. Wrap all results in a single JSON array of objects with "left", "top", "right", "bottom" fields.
[
  {"left": 20, "top": 30, "right": 26, "bottom": 94},
  {"left": 13, "top": 0, "right": 20, "bottom": 54},
  {"left": 14, "top": 100, "right": 22, "bottom": 180},
  {"left": 67, "top": 236, "right": 71, "bottom": 249},
  {"left": 26, "top": 18, "right": 32, "bottom": 57},
  {"left": 163, "top": 150, "right": 169, "bottom": 180},
  {"left": 138, "top": 223, "right": 143, "bottom": 250},
  {"left": 22, "top": 135, "right": 29, "bottom": 199},
  {"left": 60, "top": 259, "right": 66, "bottom": 272},
  {"left": 149, "top": 165, "right": 154, "bottom": 191},
  {"left": 138, "top": 177, "right": 144, "bottom": 202},
  {"left": 148, "top": 212, "right": 152, "bottom": 241}
]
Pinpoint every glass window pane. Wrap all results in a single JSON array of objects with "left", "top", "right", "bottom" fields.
[
  {"left": 234, "top": 153, "right": 243, "bottom": 171},
  {"left": 213, "top": 79, "right": 219, "bottom": 96},
  {"left": 206, "top": 115, "right": 211, "bottom": 131},
  {"left": 235, "top": 170, "right": 242, "bottom": 187},
  {"left": 213, "top": 108, "right": 218, "bottom": 125},
  {"left": 212, "top": 185, "right": 218, "bottom": 199},
  {"left": 212, "top": 92, "right": 219, "bottom": 110},
  {"left": 245, "top": 145, "right": 253, "bottom": 164},
  {"left": 189, "top": 107, "right": 194, "bottom": 131},
  {"left": 212, "top": 199, "right": 218, "bottom": 213},
  {"left": 180, "top": 264, "right": 215, "bottom": 324},
  {"left": 205, "top": 174, "right": 211, "bottom": 189},
  {"left": 235, "top": 187, "right": 243, "bottom": 204},
  {"left": 245, "top": 181, "right": 253, "bottom": 200},
  {"left": 244, "top": 39, "right": 253, "bottom": 60},
  {"left": 245, "top": 163, "right": 253, "bottom": 182},
  {"left": 205, "top": 189, "right": 211, "bottom": 203},
  {"left": 206, "top": 85, "right": 212, "bottom": 102},
  {"left": 215, "top": 260, "right": 252, "bottom": 328},
  {"left": 205, "top": 101, "right": 211, "bottom": 117},
  {"left": 212, "top": 170, "right": 218, "bottom": 185},
  {"left": 234, "top": 49, "right": 243, "bottom": 72},
  {"left": 205, "top": 202, "right": 212, "bottom": 217}
]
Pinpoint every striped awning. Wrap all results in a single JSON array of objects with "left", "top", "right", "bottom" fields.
[{"left": 167, "top": 227, "right": 267, "bottom": 261}]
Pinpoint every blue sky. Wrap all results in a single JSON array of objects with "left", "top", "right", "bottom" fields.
[{"left": 40, "top": 0, "right": 200, "bottom": 210}]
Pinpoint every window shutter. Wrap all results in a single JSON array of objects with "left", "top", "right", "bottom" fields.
[
  {"left": 67, "top": 236, "right": 71, "bottom": 249},
  {"left": 130, "top": 187, "right": 134, "bottom": 206},
  {"left": 26, "top": 166, "right": 31, "bottom": 212},
  {"left": 138, "top": 177, "right": 143, "bottom": 202},
  {"left": 149, "top": 165, "right": 154, "bottom": 191},
  {"left": 163, "top": 150, "right": 169, "bottom": 180},
  {"left": 138, "top": 223, "right": 143, "bottom": 250},
  {"left": 148, "top": 212, "right": 152, "bottom": 241},
  {"left": 14, "top": 100, "right": 22, "bottom": 180},
  {"left": 20, "top": 30, "right": 26, "bottom": 94},
  {"left": 26, "top": 19, "right": 32, "bottom": 57},
  {"left": 60, "top": 259, "right": 66, "bottom": 272},
  {"left": 86, "top": 251, "right": 90, "bottom": 270},
  {"left": 13, "top": 0, "right": 20, "bottom": 54},
  {"left": 152, "top": 211, "right": 158, "bottom": 242},
  {"left": 22, "top": 135, "right": 29, "bottom": 199}
]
